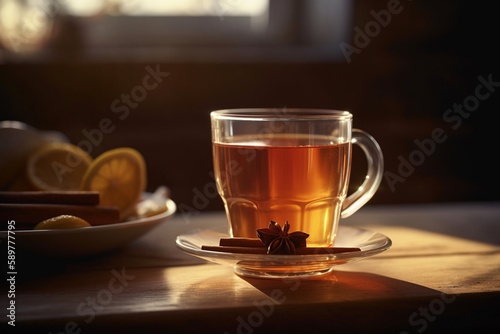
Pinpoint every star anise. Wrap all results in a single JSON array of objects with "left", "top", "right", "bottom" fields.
[{"left": 256, "top": 221, "right": 309, "bottom": 255}]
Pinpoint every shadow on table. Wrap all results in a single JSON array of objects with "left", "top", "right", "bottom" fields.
[{"left": 239, "top": 270, "right": 499, "bottom": 334}]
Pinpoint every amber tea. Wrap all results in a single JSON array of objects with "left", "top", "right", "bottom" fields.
[{"left": 213, "top": 134, "right": 351, "bottom": 246}]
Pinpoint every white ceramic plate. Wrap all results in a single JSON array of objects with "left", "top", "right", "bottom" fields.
[
  {"left": 176, "top": 224, "right": 391, "bottom": 279},
  {"left": 1, "top": 199, "right": 176, "bottom": 258}
]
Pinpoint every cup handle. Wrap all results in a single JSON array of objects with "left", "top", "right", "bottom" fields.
[{"left": 341, "top": 129, "right": 384, "bottom": 219}]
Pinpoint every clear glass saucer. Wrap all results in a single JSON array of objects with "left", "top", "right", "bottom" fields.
[{"left": 176, "top": 224, "right": 391, "bottom": 279}]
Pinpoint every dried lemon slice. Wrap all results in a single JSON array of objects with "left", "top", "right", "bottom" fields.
[
  {"left": 80, "top": 147, "right": 147, "bottom": 220},
  {"left": 34, "top": 215, "right": 92, "bottom": 230},
  {"left": 27, "top": 143, "right": 93, "bottom": 191}
]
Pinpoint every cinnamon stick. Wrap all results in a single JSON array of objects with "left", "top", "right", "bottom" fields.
[
  {"left": 297, "top": 247, "right": 361, "bottom": 254},
  {"left": 219, "top": 237, "right": 360, "bottom": 253},
  {"left": 202, "top": 245, "right": 361, "bottom": 255},
  {"left": 219, "top": 237, "right": 265, "bottom": 247},
  {"left": 202, "top": 245, "right": 268, "bottom": 254},
  {"left": 0, "top": 203, "right": 120, "bottom": 230},
  {"left": 0, "top": 191, "right": 100, "bottom": 205}
]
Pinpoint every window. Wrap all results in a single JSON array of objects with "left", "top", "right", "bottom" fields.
[
  {"left": 63, "top": 0, "right": 269, "bottom": 17},
  {"left": 0, "top": 0, "right": 352, "bottom": 63}
]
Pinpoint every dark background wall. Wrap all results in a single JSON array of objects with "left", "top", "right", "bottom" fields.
[{"left": 1, "top": 0, "right": 498, "bottom": 213}]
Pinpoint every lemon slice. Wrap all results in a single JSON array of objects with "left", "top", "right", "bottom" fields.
[
  {"left": 34, "top": 215, "right": 92, "bottom": 230},
  {"left": 81, "top": 147, "right": 147, "bottom": 220},
  {"left": 27, "top": 143, "right": 93, "bottom": 191},
  {"left": 0, "top": 120, "right": 68, "bottom": 190}
]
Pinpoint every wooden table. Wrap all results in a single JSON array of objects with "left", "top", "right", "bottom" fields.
[{"left": 4, "top": 202, "right": 500, "bottom": 334}]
